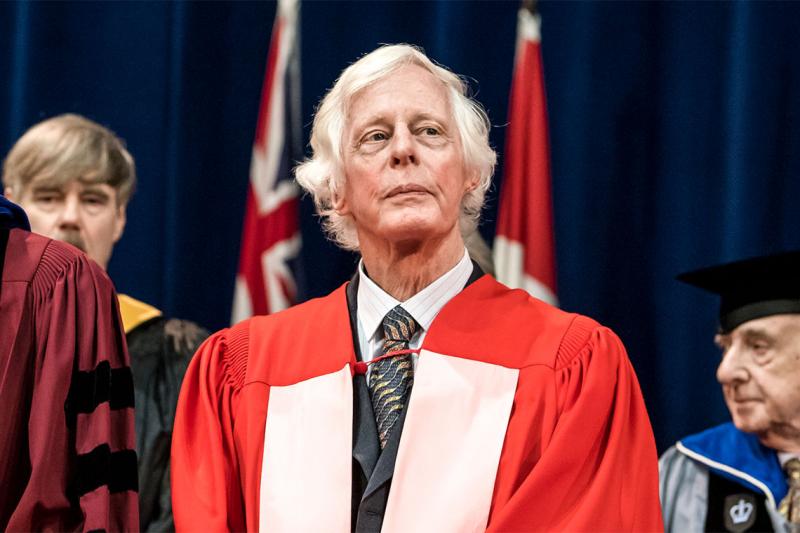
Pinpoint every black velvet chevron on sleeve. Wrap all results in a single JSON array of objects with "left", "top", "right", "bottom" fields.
[
  {"left": 64, "top": 360, "right": 135, "bottom": 425},
  {"left": 71, "top": 444, "right": 139, "bottom": 498}
]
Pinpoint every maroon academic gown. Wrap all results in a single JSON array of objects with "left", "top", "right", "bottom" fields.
[
  {"left": 172, "top": 274, "right": 663, "bottom": 532},
  {"left": 0, "top": 228, "right": 138, "bottom": 532}
]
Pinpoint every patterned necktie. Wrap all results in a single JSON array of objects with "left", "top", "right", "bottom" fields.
[
  {"left": 369, "top": 305, "right": 418, "bottom": 449},
  {"left": 779, "top": 458, "right": 800, "bottom": 523}
]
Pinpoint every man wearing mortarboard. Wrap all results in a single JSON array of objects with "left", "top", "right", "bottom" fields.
[{"left": 660, "top": 251, "right": 800, "bottom": 532}]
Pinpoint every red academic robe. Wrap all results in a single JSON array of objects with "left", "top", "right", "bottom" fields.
[
  {"left": 0, "top": 229, "right": 138, "bottom": 532},
  {"left": 172, "top": 275, "right": 663, "bottom": 532}
]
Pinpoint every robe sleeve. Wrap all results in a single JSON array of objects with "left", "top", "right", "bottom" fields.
[
  {"left": 490, "top": 317, "right": 663, "bottom": 532},
  {"left": 131, "top": 317, "right": 209, "bottom": 532},
  {"left": 19, "top": 243, "right": 138, "bottom": 532},
  {"left": 659, "top": 445, "right": 709, "bottom": 532},
  {"left": 171, "top": 328, "right": 247, "bottom": 532}
]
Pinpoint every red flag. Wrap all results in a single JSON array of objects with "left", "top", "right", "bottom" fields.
[
  {"left": 232, "top": 0, "right": 301, "bottom": 323},
  {"left": 494, "top": 5, "right": 558, "bottom": 305}
]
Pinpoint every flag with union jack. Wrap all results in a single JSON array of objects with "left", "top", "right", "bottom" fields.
[
  {"left": 232, "top": 0, "right": 302, "bottom": 323},
  {"left": 494, "top": 2, "right": 558, "bottom": 306}
]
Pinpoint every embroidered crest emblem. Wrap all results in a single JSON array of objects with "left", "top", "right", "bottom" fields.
[{"left": 724, "top": 494, "right": 757, "bottom": 532}]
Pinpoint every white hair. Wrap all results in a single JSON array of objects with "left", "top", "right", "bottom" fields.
[{"left": 294, "top": 44, "right": 497, "bottom": 251}]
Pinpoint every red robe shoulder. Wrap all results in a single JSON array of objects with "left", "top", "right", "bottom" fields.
[{"left": 172, "top": 275, "right": 662, "bottom": 532}]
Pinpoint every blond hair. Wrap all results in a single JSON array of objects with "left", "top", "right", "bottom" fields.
[
  {"left": 2, "top": 114, "right": 136, "bottom": 205},
  {"left": 295, "top": 44, "right": 497, "bottom": 251}
]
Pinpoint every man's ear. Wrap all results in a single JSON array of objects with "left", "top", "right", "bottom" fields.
[
  {"left": 465, "top": 171, "right": 480, "bottom": 193},
  {"left": 332, "top": 194, "right": 349, "bottom": 216},
  {"left": 331, "top": 180, "right": 350, "bottom": 216},
  {"left": 4, "top": 186, "right": 15, "bottom": 201},
  {"left": 113, "top": 203, "right": 127, "bottom": 243}
]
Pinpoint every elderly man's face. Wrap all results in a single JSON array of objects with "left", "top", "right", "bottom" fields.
[
  {"left": 338, "top": 64, "right": 475, "bottom": 248},
  {"left": 9, "top": 177, "right": 126, "bottom": 270},
  {"left": 715, "top": 314, "right": 800, "bottom": 444}
]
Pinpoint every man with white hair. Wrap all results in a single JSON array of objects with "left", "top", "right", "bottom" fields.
[{"left": 172, "top": 44, "right": 662, "bottom": 531}]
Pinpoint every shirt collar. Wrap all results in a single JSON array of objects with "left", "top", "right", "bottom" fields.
[
  {"left": 778, "top": 452, "right": 800, "bottom": 467},
  {"left": 357, "top": 248, "right": 472, "bottom": 341}
]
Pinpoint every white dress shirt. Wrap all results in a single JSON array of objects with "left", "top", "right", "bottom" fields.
[{"left": 356, "top": 249, "right": 473, "bottom": 378}]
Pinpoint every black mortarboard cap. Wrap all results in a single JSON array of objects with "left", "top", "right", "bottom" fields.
[{"left": 677, "top": 250, "right": 800, "bottom": 333}]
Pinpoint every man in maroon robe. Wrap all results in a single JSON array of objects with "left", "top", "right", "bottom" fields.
[
  {"left": 0, "top": 195, "right": 138, "bottom": 531},
  {"left": 3, "top": 114, "right": 207, "bottom": 531}
]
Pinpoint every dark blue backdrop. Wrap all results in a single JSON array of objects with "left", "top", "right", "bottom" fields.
[{"left": 2, "top": 1, "right": 799, "bottom": 452}]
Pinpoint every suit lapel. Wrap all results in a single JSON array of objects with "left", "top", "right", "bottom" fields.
[
  {"left": 352, "top": 374, "right": 379, "bottom": 480},
  {"left": 466, "top": 259, "right": 485, "bottom": 286},
  {"left": 360, "top": 394, "right": 409, "bottom": 501},
  {"left": 346, "top": 275, "right": 381, "bottom": 484}
]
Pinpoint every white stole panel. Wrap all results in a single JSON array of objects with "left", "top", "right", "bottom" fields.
[
  {"left": 257, "top": 354, "right": 518, "bottom": 532},
  {"left": 382, "top": 350, "right": 519, "bottom": 533},
  {"left": 259, "top": 364, "right": 352, "bottom": 532}
]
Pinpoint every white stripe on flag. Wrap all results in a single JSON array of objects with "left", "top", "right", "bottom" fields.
[{"left": 494, "top": 236, "right": 557, "bottom": 305}]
